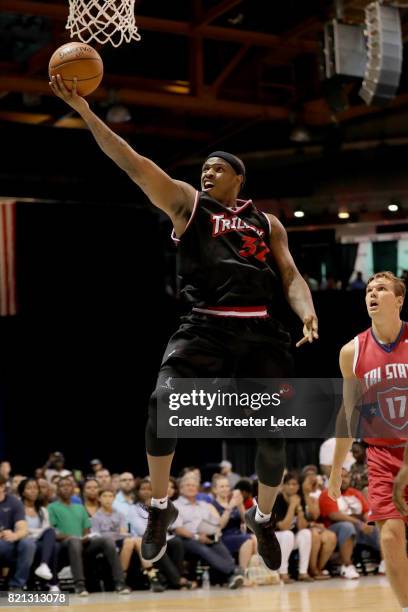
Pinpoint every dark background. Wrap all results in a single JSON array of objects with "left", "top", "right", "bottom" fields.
[{"left": 0, "top": 192, "right": 383, "bottom": 478}]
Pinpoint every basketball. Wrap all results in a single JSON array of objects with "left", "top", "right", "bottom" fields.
[{"left": 48, "top": 42, "right": 103, "bottom": 96}]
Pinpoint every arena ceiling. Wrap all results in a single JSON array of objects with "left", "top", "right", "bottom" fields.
[{"left": 2, "top": 0, "right": 408, "bottom": 209}]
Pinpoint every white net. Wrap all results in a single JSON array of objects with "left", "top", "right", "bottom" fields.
[{"left": 66, "top": 0, "right": 141, "bottom": 47}]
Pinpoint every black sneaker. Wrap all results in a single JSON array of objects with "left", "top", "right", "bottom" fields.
[
  {"left": 141, "top": 500, "right": 178, "bottom": 562},
  {"left": 244, "top": 506, "right": 281, "bottom": 570}
]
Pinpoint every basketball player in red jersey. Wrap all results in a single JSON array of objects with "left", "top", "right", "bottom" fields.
[
  {"left": 328, "top": 272, "right": 408, "bottom": 611},
  {"left": 50, "top": 77, "right": 318, "bottom": 576}
]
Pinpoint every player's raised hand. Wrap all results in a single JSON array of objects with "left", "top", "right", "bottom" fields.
[
  {"left": 296, "top": 314, "right": 319, "bottom": 348},
  {"left": 392, "top": 464, "right": 408, "bottom": 516},
  {"left": 49, "top": 75, "right": 89, "bottom": 114},
  {"left": 327, "top": 470, "right": 341, "bottom": 501}
]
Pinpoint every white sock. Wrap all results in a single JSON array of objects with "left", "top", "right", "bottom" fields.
[
  {"left": 255, "top": 505, "right": 271, "bottom": 523},
  {"left": 402, "top": 608, "right": 408, "bottom": 611},
  {"left": 151, "top": 496, "right": 168, "bottom": 509}
]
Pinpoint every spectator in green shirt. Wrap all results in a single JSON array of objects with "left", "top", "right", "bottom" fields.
[{"left": 48, "top": 477, "right": 129, "bottom": 596}]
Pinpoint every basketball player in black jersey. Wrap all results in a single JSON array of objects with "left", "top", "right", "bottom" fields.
[{"left": 50, "top": 76, "right": 319, "bottom": 575}]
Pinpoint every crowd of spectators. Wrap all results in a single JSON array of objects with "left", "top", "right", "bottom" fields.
[{"left": 0, "top": 439, "right": 381, "bottom": 595}]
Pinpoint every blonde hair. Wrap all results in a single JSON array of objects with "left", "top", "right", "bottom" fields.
[{"left": 367, "top": 271, "right": 406, "bottom": 300}]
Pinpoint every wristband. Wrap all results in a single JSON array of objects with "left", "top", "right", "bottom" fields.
[{"left": 194, "top": 534, "right": 199, "bottom": 541}]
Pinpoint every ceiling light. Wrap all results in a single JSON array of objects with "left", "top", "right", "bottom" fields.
[
  {"left": 338, "top": 211, "right": 350, "bottom": 219},
  {"left": 294, "top": 210, "right": 305, "bottom": 218},
  {"left": 388, "top": 203, "right": 399, "bottom": 212}
]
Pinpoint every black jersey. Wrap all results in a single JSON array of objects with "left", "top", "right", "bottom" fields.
[{"left": 172, "top": 190, "right": 281, "bottom": 317}]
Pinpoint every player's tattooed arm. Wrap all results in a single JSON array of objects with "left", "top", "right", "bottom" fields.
[{"left": 266, "top": 214, "right": 318, "bottom": 347}]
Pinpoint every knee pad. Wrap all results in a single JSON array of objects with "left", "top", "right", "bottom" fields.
[{"left": 255, "top": 438, "right": 286, "bottom": 487}]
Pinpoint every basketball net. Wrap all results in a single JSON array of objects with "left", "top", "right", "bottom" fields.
[{"left": 66, "top": 0, "right": 141, "bottom": 47}]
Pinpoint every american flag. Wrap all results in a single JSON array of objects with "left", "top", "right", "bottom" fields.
[{"left": 0, "top": 201, "right": 17, "bottom": 316}]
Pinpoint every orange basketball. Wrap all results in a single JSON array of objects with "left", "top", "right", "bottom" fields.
[{"left": 48, "top": 42, "right": 103, "bottom": 96}]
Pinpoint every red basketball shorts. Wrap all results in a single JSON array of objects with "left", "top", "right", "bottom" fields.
[{"left": 367, "top": 445, "right": 408, "bottom": 523}]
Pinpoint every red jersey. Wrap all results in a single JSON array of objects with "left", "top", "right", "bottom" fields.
[
  {"left": 354, "top": 322, "right": 408, "bottom": 446},
  {"left": 319, "top": 487, "right": 369, "bottom": 528}
]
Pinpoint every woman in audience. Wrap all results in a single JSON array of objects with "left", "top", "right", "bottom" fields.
[
  {"left": 82, "top": 478, "right": 100, "bottom": 517},
  {"left": 18, "top": 478, "right": 59, "bottom": 591},
  {"left": 211, "top": 475, "right": 256, "bottom": 582},
  {"left": 134, "top": 478, "right": 194, "bottom": 589},
  {"left": 274, "top": 473, "right": 314, "bottom": 583},
  {"left": 300, "top": 471, "right": 337, "bottom": 579}
]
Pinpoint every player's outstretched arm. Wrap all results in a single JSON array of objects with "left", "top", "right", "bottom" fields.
[
  {"left": 266, "top": 214, "right": 318, "bottom": 347},
  {"left": 392, "top": 442, "right": 408, "bottom": 515},
  {"left": 49, "top": 75, "right": 196, "bottom": 219},
  {"left": 328, "top": 342, "right": 360, "bottom": 500}
]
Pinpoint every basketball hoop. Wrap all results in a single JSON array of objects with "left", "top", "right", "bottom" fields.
[{"left": 66, "top": 0, "right": 141, "bottom": 48}]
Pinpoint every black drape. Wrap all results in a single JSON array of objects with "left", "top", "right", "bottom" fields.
[{"left": 335, "top": 243, "right": 358, "bottom": 288}]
